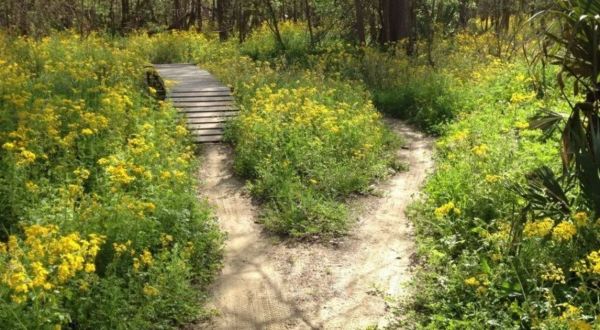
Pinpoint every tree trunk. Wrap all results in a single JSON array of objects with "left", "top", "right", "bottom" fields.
[
  {"left": 216, "top": 0, "right": 227, "bottom": 40},
  {"left": 121, "top": 0, "right": 130, "bottom": 31},
  {"left": 198, "top": 0, "right": 203, "bottom": 29},
  {"left": 264, "top": 0, "right": 285, "bottom": 49},
  {"left": 459, "top": 0, "right": 468, "bottom": 28},
  {"left": 304, "top": 0, "right": 314, "bottom": 45},
  {"left": 354, "top": 0, "right": 366, "bottom": 45},
  {"left": 500, "top": 0, "right": 511, "bottom": 31},
  {"left": 381, "top": 0, "right": 390, "bottom": 44},
  {"left": 173, "top": 0, "right": 181, "bottom": 29},
  {"left": 389, "top": 0, "right": 410, "bottom": 41}
]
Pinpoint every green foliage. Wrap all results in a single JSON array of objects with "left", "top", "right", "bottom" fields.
[
  {"left": 240, "top": 21, "right": 312, "bottom": 63},
  {"left": 530, "top": 0, "right": 600, "bottom": 216},
  {"left": 392, "top": 29, "right": 600, "bottom": 327},
  {"left": 131, "top": 26, "right": 399, "bottom": 238},
  {"left": 0, "top": 32, "right": 222, "bottom": 329}
]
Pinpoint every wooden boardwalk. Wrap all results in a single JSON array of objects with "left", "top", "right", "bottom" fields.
[{"left": 154, "top": 64, "right": 238, "bottom": 143}]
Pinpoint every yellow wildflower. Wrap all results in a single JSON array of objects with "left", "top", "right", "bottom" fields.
[
  {"left": 11, "top": 294, "right": 26, "bottom": 304},
  {"left": 106, "top": 164, "right": 135, "bottom": 185},
  {"left": 510, "top": 91, "right": 535, "bottom": 104},
  {"left": 25, "top": 181, "right": 39, "bottom": 192},
  {"left": 573, "top": 212, "right": 589, "bottom": 227},
  {"left": 84, "top": 263, "right": 95, "bottom": 273},
  {"left": 514, "top": 121, "right": 529, "bottom": 129},
  {"left": 471, "top": 144, "right": 488, "bottom": 157},
  {"left": 143, "top": 283, "right": 159, "bottom": 296},
  {"left": 552, "top": 222, "right": 577, "bottom": 242},
  {"left": 464, "top": 277, "right": 480, "bottom": 286},
  {"left": 523, "top": 218, "right": 554, "bottom": 238},
  {"left": 133, "top": 257, "right": 141, "bottom": 271},
  {"left": 18, "top": 149, "right": 36, "bottom": 165},
  {"left": 2, "top": 142, "right": 15, "bottom": 151},
  {"left": 484, "top": 175, "right": 501, "bottom": 183},
  {"left": 97, "top": 157, "right": 109, "bottom": 166},
  {"left": 74, "top": 168, "right": 90, "bottom": 180},
  {"left": 81, "top": 128, "right": 94, "bottom": 136},
  {"left": 540, "top": 263, "right": 565, "bottom": 283},
  {"left": 160, "top": 233, "right": 173, "bottom": 246},
  {"left": 140, "top": 249, "right": 153, "bottom": 266},
  {"left": 434, "top": 202, "right": 461, "bottom": 219},
  {"left": 569, "top": 320, "right": 592, "bottom": 330},
  {"left": 175, "top": 125, "right": 188, "bottom": 136},
  {"left": 560, "top": 304, "right": 581, "bottom": 320}
]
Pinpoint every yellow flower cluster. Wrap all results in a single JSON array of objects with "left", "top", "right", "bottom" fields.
[
  {"left": 132, "top": 249, "right": 154, "bottom": 272},
  {"left": 471, "top": 144, "right": 489, "bottom": 157},
  {"left": 143, "top": 283, "right": 160, "bottom": 296},
  {"left": 540, "top": 263, "right": 566, "bottom": 284},
  {"left": 484, "top": 174, "right": 502, "bottom": 183},
  {"left": 573, "top": 212, "right": 588, "bottom": 227},
  {"left": 99, "top": 156, "right": 154, "bottom": 186},
  {"left": 552, "top": 222, "right": 577, "bottom": 242},
  {"left": 1, "top": 225, "right": 104, "bottom": 304},
  {"left": 464, "top": 275, "right": 488, "bottom": 296},
  {"left": 572, "top": 250, "right": 600, "bottom": 276},
  {"left": 464, "top": 277, "right": 480, "bottom": 286},
  {"left": 510, "top": 91, "right": 536, "bottom": 104},
  {"left": 434, "top": 202, "right": 461, "bottom": 219},
  {"left": 559, "top": 304, "right": 582, "bottom": 321},
  {"left": 523, "top": 218, "right": 554, "bottom": 238}
]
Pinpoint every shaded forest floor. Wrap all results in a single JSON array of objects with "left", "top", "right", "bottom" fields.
[{"left": 193, "top": 118, "right": 433, "bottom": 329}]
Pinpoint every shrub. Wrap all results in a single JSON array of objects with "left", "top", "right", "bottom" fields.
[
  {"left": 0, "top": 32, "right": 222, "bottom": 328},
  {"left": 240, "top": 21, "right": 311, "bottom": 63},
  {"left": 231, "top": 82, "right": 395, "bottom": 236},
  {"left": 391, "top": 41, "right": 600, "bottom": 327}
]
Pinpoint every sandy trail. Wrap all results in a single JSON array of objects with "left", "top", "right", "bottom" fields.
[{"left": 197, "top": 119, "right": 434, "bottom": 329}]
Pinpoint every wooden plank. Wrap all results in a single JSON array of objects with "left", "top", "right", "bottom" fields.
[
  {"left": 193, "top": 135, "right": 224, "bottom": 143},
  {"left": 183, "top": 111, "right": 239, "bottom": 118},
  {"left": 179, "top": 106, "right": 238, "bottom": 112},
  {"left": 190, "top": 129, "right": 224, "bottom": 136},
  {"left": 171, "top": 86, "right": 231, "bottom": 92},
  {"left": 170, "top": 96, "right": 234, "bottom": 101},
  {"left": 169, "top": 91, "right": 232, "bottom": 97},
  {"left": 187, "top": 122, "right": 226, "bottom": 129},
  {"left": 186, "top": 117, "right": 232, "bottom": 124},
  {"left": 154, "top": 63, "right": 237, "bottom": 143},
  {"left": 173, "top": 101, "right": 235, "bottom": 107}
]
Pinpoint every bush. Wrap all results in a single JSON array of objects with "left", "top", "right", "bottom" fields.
[
  {"left": 0, "top": 32, "right": 222, "bottom": 328},
  {"left": 392, "top": 41, "right": 600, "bottom": 327},
  {"left": 230, "top": 81, "right": 396, "bottom": 237},
  {"left": 240, "top": 21, "right": 312, "bottom": 64}
]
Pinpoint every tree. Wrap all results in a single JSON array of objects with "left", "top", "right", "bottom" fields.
[{"left": 355, "top": 0, "right": 366, "bottom": 45}]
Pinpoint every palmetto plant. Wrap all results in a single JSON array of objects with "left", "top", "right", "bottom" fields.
[{"left": 524, "top": 0, "right": 600, "bottom": 218}]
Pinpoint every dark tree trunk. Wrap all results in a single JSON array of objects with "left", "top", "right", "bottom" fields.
[
  {"left": 264, "top": 0, "right": 285, "bottom": 49},
  {"left": 173, "top": 0, "right": 182, "bottom": 28},
  {"left": 381, "top": 0, "right": 390, "bottom": 44},
  {"left": 121, "top": 0, "right": 130, "bottom": 31},
  {"left": 368, "top": 3, "right": 378, "bottom": 45},
  {"left": 304, "top": 0, "right": 314, "bottom": 45},
  {"left": 217, "top": 0, "right": 227, "bottom": 40},
  {"left": 500, "top": 0, "right": 511, "bottom": 31},
  {"left": 389, "top": 0, "right": 410, "bottom": 41},
  {"left": 354, "top": 0, "right": 366, "bottom": 45},
  {"left": 459, "top": 0, "right": 468, "bottom": 28}
]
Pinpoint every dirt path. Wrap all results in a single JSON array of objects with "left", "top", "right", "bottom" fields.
[{"left": 197, "top": 119, "right": 434, "bottom": 329}]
